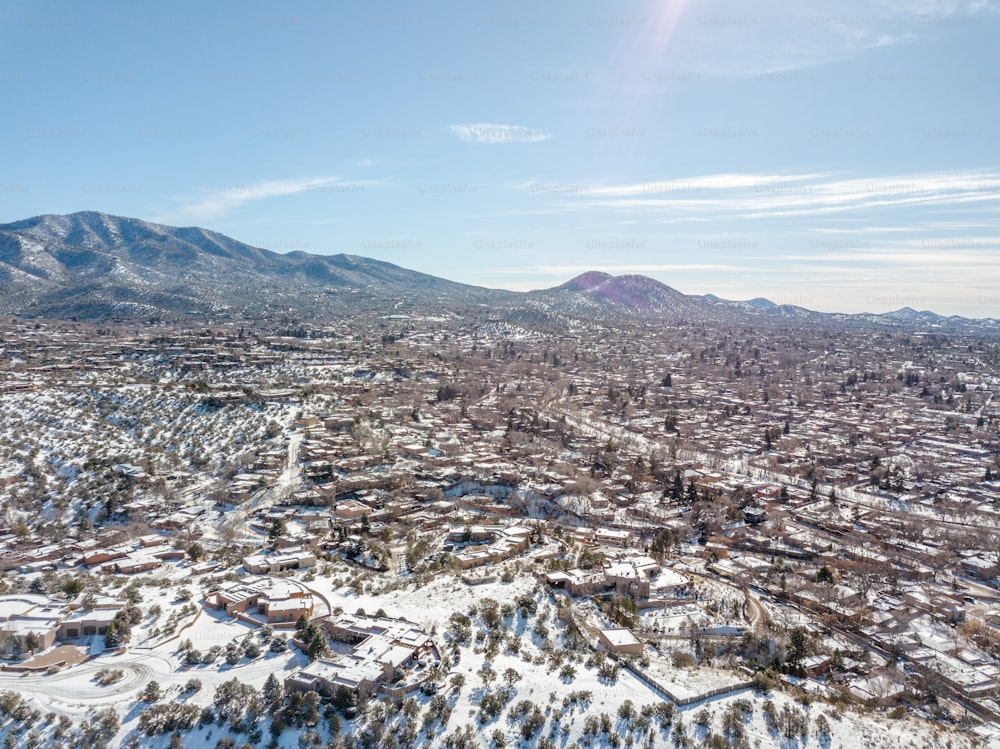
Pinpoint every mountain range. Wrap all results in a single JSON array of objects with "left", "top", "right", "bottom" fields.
[{"left": 0, "top": 211, "right": 995, "bottom": 333}]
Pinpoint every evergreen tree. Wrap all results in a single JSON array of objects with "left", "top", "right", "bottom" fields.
[
  {"left": 263, "top": 673, "right": 284, "bottom": 712},
  {"left": 672, "top": 472, "right": 684, "bottom": 501}
]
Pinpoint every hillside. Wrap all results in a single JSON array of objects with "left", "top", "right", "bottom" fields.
[
  {"left": 0, "top": 212, "right": 501, "bottom": 321},
  {"left": 0, "top": 212, "right": 997, "bottom": 334}
]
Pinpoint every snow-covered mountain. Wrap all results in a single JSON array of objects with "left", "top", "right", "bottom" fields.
[
  {"left": 0, "top": 211, "right": 503, "bottom": 320},
  {"left": 0, "top": 212, "right": 996, "bottom": 333}
]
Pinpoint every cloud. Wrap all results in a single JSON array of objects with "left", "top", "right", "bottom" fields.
[
  {"left": 495, "top": 263, "right": 740, "bottom": 275},
  {"left": 664, "top": 0, "right": 996, "bottom": 76},
  {"left": 449, "top": 123, "right": 552, "bottom": 144},
  {"left": 558, "top": 170, "right": 1000, "bottom": 222},
  {"left": 155, "top": 176, "right": 386, "bottom": 223}
]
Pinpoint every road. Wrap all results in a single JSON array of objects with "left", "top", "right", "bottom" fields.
[
  {"left": 0, "top": 643, "right": 305, "bottom": 711},
  {"left": 743, "top": 587, "right": 769, "bottom": 632},
  {"left": 227, "top": 431, "right": 303, "bottom": 528}
]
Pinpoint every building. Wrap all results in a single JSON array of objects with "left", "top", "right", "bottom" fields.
[
  {"left": 544, "top": 555, "right": 686, "bottom": 602},
  {"left": 285, "top": 612, "right": 437, "bottom": 701},
  {"left": 204, "top": 577, "right": 314, "bottom": 627},
  {"left": 597, "top": 627, "right": 643, "bottom": 656},
  {"left": 0, "top": 594, "right": 126, "bottom": 653},
  {"left": 242, "top": 546, "right": 317, "bottom": 575},
  {"left": 448, "top": 524, "right": 531, "bottom": 570},
  {"left": 594, "top": 528, "right": 632, "bottom": 547}
]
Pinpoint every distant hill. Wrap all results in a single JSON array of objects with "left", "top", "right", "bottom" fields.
[
  {"left": 0, "top": 212, "right": 996, "bottom": 333},
  {"left": 550, "top": 272, "right": 702, "bottom": 315},
  {"left": 0, "top": 212, "right": 501, "bottom": 321}
]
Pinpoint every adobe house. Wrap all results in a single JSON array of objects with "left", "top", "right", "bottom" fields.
[
  {"left": 286, "top": 612, "right": 437, "bottom": 702},
  {"left": 597, "top": 627, "right": 643, "bottom": 656},
  {"left": 204, "top": 578, "right": 314, "bottom": 626}
]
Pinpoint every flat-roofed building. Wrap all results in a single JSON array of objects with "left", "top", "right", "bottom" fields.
[
  {"left": 286, "top": 612, "right": 437, "bottom": 702},
  {"left": 597, "top": 627, "right": 643, "bottom": 656}
]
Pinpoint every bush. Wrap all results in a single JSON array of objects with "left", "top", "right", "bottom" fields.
[
  {"left": 597, "top": 661, "right": 619, "bottom": 682},
  {"left": 140, "top": 681, "right": 162, "bottom": 702},
  {"left": 138, "top": 703, "right": 200, "bottom": 736},
  {"left": 478, "top": 692, "right": 503, "bottom": 724},
  {"left": 815, "top": 713, "right": 831, "bottom": 739},
  {"left": 94, "top": 668, "right": 125, "bottom": 686},
  {"left": 521, "top": 707, "right": 545, "bottom": 740},
  {"left": 751, "top": 670, "right": 776, "bottom": 695},
  {"left": 671, "top": 650, "right": 696, "bottom": 668}
]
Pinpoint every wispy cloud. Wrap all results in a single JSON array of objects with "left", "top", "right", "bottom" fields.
[
  {"left": 495, "top": 263, "right": 740, "bottom": 275},
  {"left": 156, "top": 175, "right": 387, "bottom": 223},
  {"left": 449, "top": 123, "right": 552, "bottom": 144},
  {"left": 552, "top": 170, "right": 1000, "bottom": 222},
  {"left": 666, "top": 0, "right": 996, "bottom": 76}
]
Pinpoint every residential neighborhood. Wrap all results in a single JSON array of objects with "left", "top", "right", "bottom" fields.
[{"left": 0, "top": 314, "right": 997, "bottom": 748}]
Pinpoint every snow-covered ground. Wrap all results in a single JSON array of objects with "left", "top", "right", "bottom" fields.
[{"left": 0, "top": 556, "right": 985, "bottom": 748}]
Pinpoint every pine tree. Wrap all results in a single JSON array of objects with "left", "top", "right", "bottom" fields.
[
  {"left": 672, "top": 472, "right": 683, "bottom": 501},
  {"left": 263, "top": 673, "right": 284, "bottom": 712}
]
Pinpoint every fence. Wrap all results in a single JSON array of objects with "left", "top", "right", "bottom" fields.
[{"left": 614, "top": 655, "right": 753, "bottom": 708}]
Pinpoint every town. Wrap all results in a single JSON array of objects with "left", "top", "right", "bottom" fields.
[{"left": 0, "top": 313, "right": 997, "bottom": 748}]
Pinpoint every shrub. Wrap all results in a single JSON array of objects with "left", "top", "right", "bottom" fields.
[{"left": 138, "top": 703, "right": 200, "bottom": 736}]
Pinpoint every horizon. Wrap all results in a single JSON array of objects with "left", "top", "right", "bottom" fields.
[
  {"left": 2, "top": 1, "right": 999, "bottom": 316},
  {"left": 3, "top": 208, "right": 996, "bottom": 320}
]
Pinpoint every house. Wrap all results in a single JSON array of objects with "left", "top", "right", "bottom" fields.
[
  {"left": 334, "top": 500, "right": 371, "bottom": 520},
  {"left": 286, "top": 613, "right": 437, "bottom": 701},
  {"left": 961, "top": 553, "right": 997, "bottom": 581},
  {"left": 0, "top": 594, "right": 127, "bottom": 652},
  {"left": 258, "top": 594, "right": 314, "bottom": 625},
  {"left": 447, "top": 525, "right": 531, "bottom": 570},
  {"left": 204, "top": 578, "right": 314, "bottom": 626},
  {"left": 58, "top": 606, "right": 121, "bottom": 639},
  {"left": 285, "top": 656, "right": 383, "bottom": 701},
  {"left": 543, "top": 569, "right": 606, "bottom": 597},
  {"left": 802, "top": 654, "right": 833, "bottom": 677},
  {"left": 594, "top": 528, "right": 631, "bottom": 547},
  {"left": 242, "top": 547, "right": 316, "bottom": 574},
  {"left": 597, "top": 627, "right": 643, "bottom": 656},
  {"left": 604, "top": 559, "right": 651, "bottom": 599}
]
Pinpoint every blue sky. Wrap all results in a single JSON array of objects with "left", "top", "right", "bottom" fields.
[{"left": 2, "top": 0, "right": 998, "bottom": 316}]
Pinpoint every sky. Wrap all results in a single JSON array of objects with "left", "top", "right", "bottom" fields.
[{"left": 1, "top": 0, "right": 999, "bottom": 317}]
